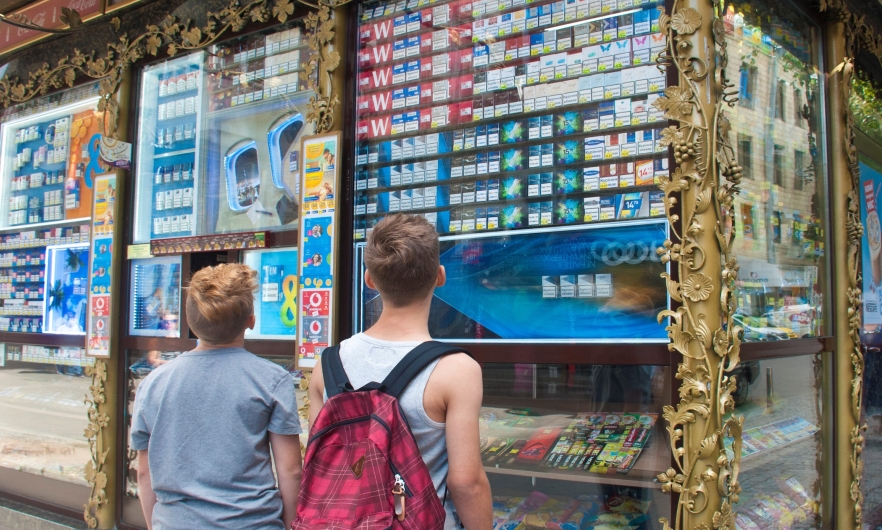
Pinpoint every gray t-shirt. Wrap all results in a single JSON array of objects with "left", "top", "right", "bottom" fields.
[{"left": 130, "top": 347, "right": 302, "bottom": 530}]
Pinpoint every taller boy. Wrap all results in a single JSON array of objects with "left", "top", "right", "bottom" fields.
[{"left": 309, "top": 213, "right": 492, "bottom": 529}]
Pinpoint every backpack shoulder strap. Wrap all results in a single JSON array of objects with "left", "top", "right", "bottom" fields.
[
  {"left": 321, "top": 345, "right": 354, "bottom": 398},
  {"left": 381, "top": 341, "right": 472, "bottom": 399}
]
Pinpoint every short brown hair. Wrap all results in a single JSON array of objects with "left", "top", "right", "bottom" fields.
[
  {"left": 185, "top": 263, "right": 257, "bottom": 344},
  {"left": 365, "top": 214, "right": 439, "bottom": 307}
]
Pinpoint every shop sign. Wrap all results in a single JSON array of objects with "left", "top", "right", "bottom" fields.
[{"left": 0, "top": 0, "right": 103, "bottom": 55}]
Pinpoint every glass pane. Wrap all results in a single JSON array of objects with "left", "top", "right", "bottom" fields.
[
  {"left": 728, "top": 355, "right": 823, "bottom": 528},
  {"left": 355, "top": 221, "right": 669, "bottom": 342},
  {"left": 863, "top": 347, "right": 882, "bottom": 525},
  {"left": 0, "top": 343, "right": 93, "bottom": 485},
  {"left": 481, "top": 363, "right": 670, "bottom": 527},
  {"left": 129, "top": 256, "right": 183, "bottom": 337},
  {"left": 351, "top": 0, "right": 672, "bottom": 240},
  {"left": 0, "top": 84, "right": 101, "bottom": 229},
  {"left": 722, "top": 0, "right": 829, "bottom": 341},
  {"left": 123, "top": 349, "right": 307, "bottom": 502},
  {"left": 850, "top": 75, "right": 882, "bottom": 147},
  {"left": 132, "top": 21, "right": 317, "bottom": 244}
]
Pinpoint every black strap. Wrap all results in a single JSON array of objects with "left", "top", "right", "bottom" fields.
[
  {"left": 321, "top": 341, "right": 471, "bottom": 399},
  {"left": 321, "top": 344, "right": 354, "bottom": 398},
  {"left": 381, "top": 341, "right": 471, "bottom": 399}
]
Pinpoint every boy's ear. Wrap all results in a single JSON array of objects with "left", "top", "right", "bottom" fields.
[
  {"left": 364, "top": 270, "right": 377, "bottom": 290},
  {"left": 436, "top": 265, "right": 446, "bottom": 287},
  {"left": 247, "top": 314, "right": 256, "bottom": 330}
]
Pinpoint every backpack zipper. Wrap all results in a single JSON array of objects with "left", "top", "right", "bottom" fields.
[
  {"left": 389, "top": 463, "right": 414, "bottom": 498},
  {"left": 308, "top": 415, "right": 372, "bottom": 443}
]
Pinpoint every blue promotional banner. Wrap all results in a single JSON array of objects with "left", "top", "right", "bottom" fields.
[
  {"left": 860, "top": 157, "right": 882, "bottom": 330},
  {"left": 360, "top": 220, "right": 669, "bottom": 342},
  {"left": 259, "top": 249, "right": 299, "bottom": 337}
]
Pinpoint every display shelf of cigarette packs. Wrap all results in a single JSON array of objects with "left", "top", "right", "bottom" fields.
[
  {"left": 0, "top": 92, "right": 102, "bottom": 230},
  {"left": 200, "top": 22, "right": 317, "bottom": 237},
  {"left": 0, "top": 342, "right": 92, "bottom": 368},
  {"left": 477, "top": 362, "right": 671, "bottom": 528},
  {"left": 0, "top": 224, "right": 90, "bottom": 335},
  {"left": 132, "top": 52, "right": 207, "bottom": 244},
  {"left": 352, "top": 0, "right": 671, "bottom": 243}
]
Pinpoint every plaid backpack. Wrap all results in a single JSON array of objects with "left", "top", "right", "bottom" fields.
[{"left": 293, "top": 341, "right": 469, "bottom": 530}]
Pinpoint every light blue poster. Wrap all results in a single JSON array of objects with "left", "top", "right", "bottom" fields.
[
  {"left": 256, "top": 249, "right": 299, "bottom": 337},
  {"left": 302, "top": 216, "right": 333, "bottom": 276},
  {"left": 860, "top": 158, "right": 882, "bottom": 329},
  {"left": 90, "top": 237, "right": 113, "bottom": 294}
]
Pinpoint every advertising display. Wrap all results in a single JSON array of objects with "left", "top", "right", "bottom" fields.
[
  {"left": 43, "top": 243, "right": 90, "bottom": 335},
  {"left": 352, "top": 0, "right": 669, "bottom": 243},
  {"left": 357, "top": 219, "right": 667, "bottom": 341},
  {"left": 132, "top": 23, "right": 316, "bottom": 245},
  {"left": 861, "top": 155, "right": 882, "bottom": 331},
  {"left": 132, "top": 52, "right": 205, "bottom": 243},
  {"left": 242, "top": 248, "right": 299, "bottom": 339},
  {"left": 0, "top": 95, "right": 102, "bottom": 229},
  {"left": 128, "top": 256, "right": 182, "bottom": 337},
  {"left": 87, "top": 174, "right": 118, "bottom": 357},
  {"left": 297, "top": 133, "right": 340, "bottom": 368}
]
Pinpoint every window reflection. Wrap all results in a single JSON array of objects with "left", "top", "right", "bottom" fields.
[
  {"left": 0, "top": 344, "right": 92, "bottom": 485},
  {"left": 723, "top": 0, "right": 829, "bottom": 341},
  {"left": 728, "top": 356, "right": 823, "bottom": 528}
]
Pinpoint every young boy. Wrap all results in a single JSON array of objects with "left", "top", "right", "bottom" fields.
[
  {"left": 309, "top": 214, "right": 492, "bottom": 530},
  {"left": 131, "top": 264, "right": 303, "bottom": 530}
]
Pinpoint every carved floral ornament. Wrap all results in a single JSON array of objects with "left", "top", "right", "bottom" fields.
[
  {"left": 650, "top": 0, "right": 745, "bottom": 526},
  {"left": 819, "top": 0, "right": 882, "bottom": 526}
]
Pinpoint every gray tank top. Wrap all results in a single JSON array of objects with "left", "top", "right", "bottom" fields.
[{"left": 329, "top": 333, "right": 463, "bottom": 529}]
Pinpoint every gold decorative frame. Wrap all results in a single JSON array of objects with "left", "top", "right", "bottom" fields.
[
  {"left": 0, "top": 0, "right": 349, "bottom": 527},
  {"left": 652, "top": 0, "right": 744, "bottom": 526},
  {"left": 819, "top": 0, "right": 882, "bottom": 526}
]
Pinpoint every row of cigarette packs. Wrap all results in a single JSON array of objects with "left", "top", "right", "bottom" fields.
[
  {"left": 357, "top": 72, "right": 666, "bottom": 139},
  {"left": 356, "top": 158, "right": 668, "bottom": 201},
  {"left": 354, "top": 191, "right": 663, "bottom": 238},
  {"left": 357, "top": 116, "right": 666, "bottom": 166},
  {"left": 359, "top": 0, "right": 660, "bottom": 48}
]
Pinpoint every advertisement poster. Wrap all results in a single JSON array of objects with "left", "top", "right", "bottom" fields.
[
  {"left": 243, "top": 248, "right": 299, "bottom": 339},
  {"left": 87, "top": 174, "right": 118, "bottom": 357},
  {"left": 129, "top": 256, "right": 182, "bottom": 338},
  {"left": 297, "top": 133, "right": 340, "bottom": 368},
  {"left": 44, "top": 244, "right": 89, "bottom": 335},
  {"left": 359, "top": 220, "right": 669, "bottom": 342},
  {"left": 861, "top": 156, "right": 882, "bottom": 330},
  {"left": 92, "top": 175, "right": 116, "bottom": 236}
]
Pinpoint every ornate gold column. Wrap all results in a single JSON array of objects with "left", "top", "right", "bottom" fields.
[
  {"left": 653, "top": 0, "right": 744, "bottom": 525},
  {"left": 825, "top": 18, "right": 863, "bottom": 530}
]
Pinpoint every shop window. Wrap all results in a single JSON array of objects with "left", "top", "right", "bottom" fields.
[
  {"left": 742, "top": 203, "right": 755, "bottom": 239},
  {"left": 0, "top": 342, "right": 94, "bottom": 486},
  {"left": 776, "top": 81, "right": 787, "bottom": 121},
  {"left": 739, "top": 66, "right": 757, "bottom": 109},
  {"left": 774, "top": 145, "right": 786, "bottom": 187},
  {"left": 794, "top": 150, "right": 805, "bottom": 191},
  {"left": 726, "top": 0, "right": 830, "bottom": 344},
  {"left": 738, "top": 134, "right": 753, "bottom": 177}
]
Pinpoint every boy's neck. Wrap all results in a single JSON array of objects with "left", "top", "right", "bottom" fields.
[
  {"left": 192, "top": 336, "right": 246, "bottom": 352},
  {"left": 364, "top": 298, "right": 433, "bottom": 342}
]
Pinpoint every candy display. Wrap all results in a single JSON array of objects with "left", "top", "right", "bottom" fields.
[{"left": 482, "top": 410, "right": 658, "bottom": 475}]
